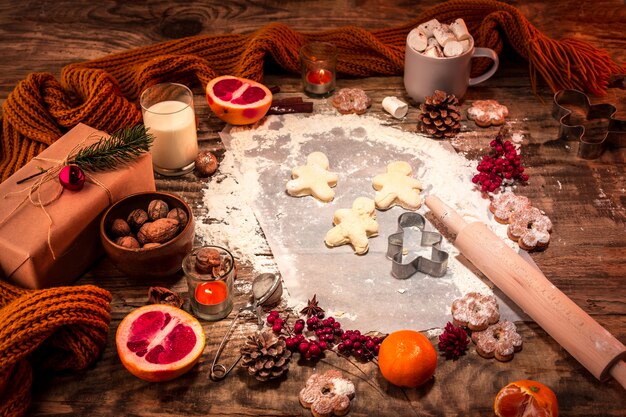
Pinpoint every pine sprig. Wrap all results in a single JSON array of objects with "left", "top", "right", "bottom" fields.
[{"left": 72, "top": 124, "right": 154, "bottom": 172}]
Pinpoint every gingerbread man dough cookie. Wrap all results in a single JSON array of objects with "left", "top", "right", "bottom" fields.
[
  {"left": 467, "top": 100, "right": 508, "bottom": 127},
  {"left": 299, "top": 370, "right": 355, "bottom": 417},
  {"left": 372, "top": 161, "right": 424, "bottom": 210},
  {"left": 286, "top": 152, "right": 339, "bottom": 202},
  {"left": 324, "top": 197, "right": 378, "bottom": 255}
]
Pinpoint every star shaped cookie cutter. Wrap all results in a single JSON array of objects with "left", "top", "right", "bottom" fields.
[
  {"left": 386, "top": 212, "right": 448, "bottom": 279},
  {"left": 552, "top": 89, "right": 626, "bottom": 159}
]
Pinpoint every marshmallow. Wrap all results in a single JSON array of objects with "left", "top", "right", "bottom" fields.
[
  {"left": 443, "top": 40, "right": 463, "bottom": 57},
  {"left": 423, "top": 45, "right": 442, "bottom": 58},
  {"left": 407, "top": 28, "right": 428, "bottom": 52},
  {"left": 382, "top": 97, "right": 409, "bottom": 119},
  {"left": 459, "top": 39, "right": 472, "bottom": 53},
  {"left": 417, "top": 19, "right": 440, "bottom": 37},
  {"left": 450, "top": 18, "right": 471, "bottom": 41},
  {"left": 433, "top": 24, "right": 456, "bottom": 47},
  {"left": 427, "top": 37, "right": 439, "bottom": 48}
]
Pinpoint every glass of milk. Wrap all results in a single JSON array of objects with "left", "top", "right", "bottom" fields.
[{"left": 140, "top": 83, "right": 198, "bottom": 176}]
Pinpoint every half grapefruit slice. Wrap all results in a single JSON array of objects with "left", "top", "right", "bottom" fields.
[
  {"left": 206, "top": 75, "right": 272, "bottom": 125},
  {"left": 116, "top": 304, "right": 205, "bottom": 382}
]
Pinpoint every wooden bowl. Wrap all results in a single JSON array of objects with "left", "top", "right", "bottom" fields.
[{"left": 100, "top": 191, "right": 195, "bottom": 277}]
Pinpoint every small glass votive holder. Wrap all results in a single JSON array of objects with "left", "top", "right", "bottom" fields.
[
  {"left": 140, "top": 83, "right": 198, "bottom": 177},
  {"left": 182, "top": 246, "right": 235, "bottom": 321},
  {"left": 300, "top": 42, "right": 337, "bottom": 98}
]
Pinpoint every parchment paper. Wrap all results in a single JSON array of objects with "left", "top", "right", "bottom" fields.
[{"left": 221, "top": 115, "right": 527, "bottom": 332}]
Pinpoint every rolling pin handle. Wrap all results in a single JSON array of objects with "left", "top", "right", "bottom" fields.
[
  {"left": 425, "top": 195, "right": 468, "bottom": 235},
  {"left": 610, "top": 360, "right": 626, "bottom": 390}
]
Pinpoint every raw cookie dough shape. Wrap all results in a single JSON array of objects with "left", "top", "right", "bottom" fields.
[
  {"left": 324, "top": 197, "right": 379, "bottom": 255},
  {"left": 286, "top": 152, "right": 339, "bottom": 202},
  {"left": 299, "top": 370, "right": 355, "bottom": 417},
  {"left": 372, "top": 161, "right": 424, "bottom": 210}
]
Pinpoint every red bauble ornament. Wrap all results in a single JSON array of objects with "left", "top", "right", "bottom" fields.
[{"left": 59, "top": 165, "right": 85, "bottom": 191}]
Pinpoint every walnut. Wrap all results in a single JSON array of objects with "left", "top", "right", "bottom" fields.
[
  {"left": 127, "top": 209, "right": 148, "bottom": 231},
  {"left": 110, "top": 218, "right": 131, "bottom": 237},
  {"left": 167, "top": 208, "right": 188, "bottom": 228},
  {"left": 138, "top": 218, "right": 180, "bottom": 243},
  {"left": 195, "top": 151, "right": 219, "bottom": 177},
  {"left": 148, "top": 199, "right": 169, "bottom": 221},
  {"left": 136, "top": 225, "right": 149, "bottom": 245},
  {"left": 195, "top": 247, "right": 222, "bottom": 274},
  {"left": 115, "top": 236, "right": 140, "bottom": 249}
]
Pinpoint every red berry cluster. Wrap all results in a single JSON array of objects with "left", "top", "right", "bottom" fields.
[
  {"left": 267, "top": 310, "right": 385, "bottom": 362},
  {"left": 472, "top": 129, "right": 528, "bottom": 193}
]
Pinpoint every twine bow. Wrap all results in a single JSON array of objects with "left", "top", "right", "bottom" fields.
[{"left": 0, "top": 136, "right": 113, "bottom": 260}]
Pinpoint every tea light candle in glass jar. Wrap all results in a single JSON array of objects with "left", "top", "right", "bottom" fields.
[
  {"left": 300, "top": 42, "right": 337, "bottom": 97},
  {"left": 182, "top": 246, "right": 235, "bottom": 321},
  {"left": 140, "top": 83, "right": 198, "bottom": 176}
]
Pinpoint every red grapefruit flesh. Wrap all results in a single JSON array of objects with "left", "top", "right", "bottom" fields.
[
  {"left": 116, "top": 304, "right": 205, "bottom": 382},
  {"left": 206, "top": 75, "right": 272, "bottom": 125}
]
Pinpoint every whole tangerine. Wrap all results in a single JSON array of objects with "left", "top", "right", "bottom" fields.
[
  {"left": 494, "top": 380, "right": 558, "bottom": 417},
  {"left": 378, "top": 330, "right": 437, "bottom": 388}
]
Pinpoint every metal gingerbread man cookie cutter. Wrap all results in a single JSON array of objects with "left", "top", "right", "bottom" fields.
[
  {"left": 552, "top": 89, "right": 626, "bottom": 159},
  {"left": 386, "top": 212, "right": 449, "bottom": 279}
]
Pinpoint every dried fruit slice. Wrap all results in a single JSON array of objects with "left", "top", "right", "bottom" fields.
[
  {"left": 206, "top": 75, "right": 272, "bottom": 125},
  {"left": 116, "top": 304, "right": 205, "bottom": 382},
  {"left": 494, "top": 380, "right": 558, "bottom": 417}
]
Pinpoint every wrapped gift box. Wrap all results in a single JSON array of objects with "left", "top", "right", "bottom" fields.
[{"left": 0, "top": 123, "right": 155, "bottom": 288}]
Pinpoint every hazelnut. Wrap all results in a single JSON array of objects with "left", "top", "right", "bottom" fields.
[
  {"left": 127, "top": 209, "right": 148, "bottom": 231},
  {"left": 115, "top": 236, "right": 140, "bottom": 249},
  {"left": 195, "top": 248, "right": 222, "bottom": 274},
  {"left": 110, "top": 218, "right": 131, "bottom": 237},
  {"left": 167, "top": 208, "right": 188, "bottom": 229},
  {"left": 148, "top": 199, "right": 169, "bottom": 221},
  {"left": 195, "top": 151, "right": 219, "bottom": 177}
]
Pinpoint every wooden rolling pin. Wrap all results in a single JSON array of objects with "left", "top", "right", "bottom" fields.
[{"left": 425, "top": 195, "right": 626, "bottom": 389}]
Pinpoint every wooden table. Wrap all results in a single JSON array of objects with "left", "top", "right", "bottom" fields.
[{"left": 1, "top": 1, "right": 625, "bottom": 416}]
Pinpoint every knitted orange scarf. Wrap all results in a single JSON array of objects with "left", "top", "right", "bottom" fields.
[
  {"left": 0, "top": 0, "right": 623, "bottom": 181},
  {"left": 0, "top": 282, "right": 112, "bottom": 417}
]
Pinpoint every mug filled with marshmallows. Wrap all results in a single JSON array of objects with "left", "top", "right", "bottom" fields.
[{"left": 404, "top": 18, "right": 499, "bottom": 103}]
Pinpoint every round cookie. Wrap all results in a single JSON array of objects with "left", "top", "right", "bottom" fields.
[
  {"left": 451, "top": 292, "right": 500, "bottom": 331},
  {"left": 471, "top": 320, "right": 523, "bottom": 361},
  {"left": 299, "top": 370, "right": 355, "bottom": 417},
  {"left": 489, "top": 193, "right": 531, "bottom": 224},
  {"left": 331, "top": 88, "right": 372, "bottom": 115},
  {"left": 507, "top": 207, "right": 552, "bottom": 251},
  {"left": 467, "top": 100, "right": 508, "bottom": 127}
]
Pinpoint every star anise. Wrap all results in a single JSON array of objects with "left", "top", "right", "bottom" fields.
[{"left": 300, "top": 294, "right": 325, "bottom": 318}]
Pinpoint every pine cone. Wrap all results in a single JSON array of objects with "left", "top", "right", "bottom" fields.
[
  {"left": 240, "top": 330, "right": 291, "bottom": 381},
  {"left": 417, "top": 90, "right": 461, "bottom": 138}
]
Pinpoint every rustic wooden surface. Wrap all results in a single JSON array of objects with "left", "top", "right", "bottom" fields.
[{"left": 1, "top": 1, "right": 625, "bottom": 416}]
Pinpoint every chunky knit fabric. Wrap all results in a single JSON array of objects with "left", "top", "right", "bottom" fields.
[
  {"left": 0, "top": 0, "right": 623, "bottom": 181},
  {"left": 0, "top": 282, "right": 112, "bottom": 417}
]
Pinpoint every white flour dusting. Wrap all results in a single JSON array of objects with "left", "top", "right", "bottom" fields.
[{"left": 196, "top": 111, "right": 523, "bottom": 332}]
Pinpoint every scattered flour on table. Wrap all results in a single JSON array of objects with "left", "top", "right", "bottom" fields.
[{"left": 196, "top": 112, "right": 520, "bottom": 332}]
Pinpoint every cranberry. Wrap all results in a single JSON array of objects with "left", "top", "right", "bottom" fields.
[{"left": 299, "top": 342, "right": 310, "bottom": 353}]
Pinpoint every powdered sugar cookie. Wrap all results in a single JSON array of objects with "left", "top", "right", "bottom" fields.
[
  {"left": 472, "top": 320, "right": 523, "bottom": 361},
  {"left": 489, "top": 193, "right": 531, "bottom": 224},
  {"left": 467, "top": 100, "right": 508, "bottom": 127},
  {"left": 324, "top": 197, "right": 378, "bottom": 255},
  {"left": 331, "top": 88, "right": 372, "bottom": 115},
  {"left": 372, "top": 161, "right": 423, "bottom": 210},
  {"left": 451, "top": 292, "right": 500, "bottom": 331},
  {"left": 286, "top": 152, "right": 338, "bottom": 202},
  {"left": 299, "top": 370, "right": 355, "bottom": 417},
  {"left": 508, "top": 207, "right": 552, "bottom": 251}
]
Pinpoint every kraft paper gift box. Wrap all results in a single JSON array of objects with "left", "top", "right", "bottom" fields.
[{"left": 0, "top": 123, "right": 155, "bottom": 289}]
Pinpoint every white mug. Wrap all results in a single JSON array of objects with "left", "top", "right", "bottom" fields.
[{"left": 404, "top": 37, "right": 499, "bottom": 103}]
